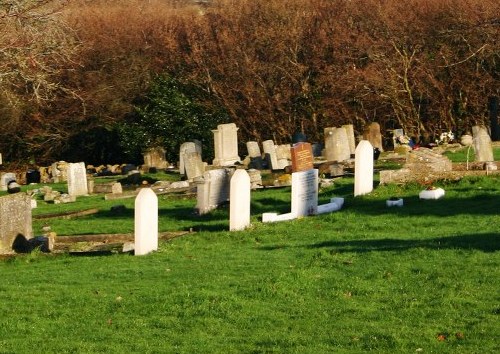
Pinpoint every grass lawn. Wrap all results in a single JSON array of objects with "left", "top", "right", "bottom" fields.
[{"left": 0, "top": 171, "right": 499, "bottom": 353}]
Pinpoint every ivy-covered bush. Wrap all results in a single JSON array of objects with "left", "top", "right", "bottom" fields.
[{"left": 118, "top": 75, "right": 228, "bottom": 164}]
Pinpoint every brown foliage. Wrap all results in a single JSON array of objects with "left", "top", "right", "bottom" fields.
[{"left": 1, "top": 0, "right": 498, "bottom": 164}]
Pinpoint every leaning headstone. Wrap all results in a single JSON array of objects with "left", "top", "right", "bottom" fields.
[
  {"left": 472, "top": 125, "right": 494, "bottom": 162},
  {"left": 230, "top": 169, "right": 251, "bottom": 231},
  {"left": 179, "top": 142, "right": 198, "bottom": 175},
  {"left": 262, "top": 140, "right": 280, "bottom": 170},
  {"left": 143, "top": 147, "right": 168, "bottom": 170},
  {"left": 195, "top": 169, "right": 231, "bottom": 215},
  {"left": 342, "top": 124, "right": 356, "bottom": 156},
  {"left": 0, "top": 193, "right": 33, "bottom": 254},
  {"left": 134, "top": 188, "right": 158, "bottom": 256},
  {"left": 0, "top": 173, "right": 16, "bottom": 191},
  {"left": 291, "top": 169, "right": 319, "bottom": 217},
  {"left": 67, "top": 162, "right": 88, "bottom": 197},
  {"left": 246, "top": 141, "right": 264, "bottom": 169},
  {"left": 184, "top": 151, "right": 205, "bottom": 180},
  {"left": 354, "top": 140, "right": 374, "bottom": 196},
  {"left": 363, "top": 122, "right": 384, "bottom": 152},
  {"left": 212, "top": 123, "right": 240, "bottom": 166},
  {"left": 290, "top": 142, "right": 314, "bottom": 172}
]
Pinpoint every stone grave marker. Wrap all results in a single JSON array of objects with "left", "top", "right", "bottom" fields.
[
  {"left": 195, "top": 169, "right": 231, "bottom": 215},
  {"left": 363, "top": 122, "right": 384, "bottom": 152},
  {"left": 212, "top": 123, "right": 240, "bottom": 166},
  {"left": 134, "top": 188, "right": 158, "bottom": 255},
  {"left": 291, "top": 142, "right": 314, "bottom": 172},
  {"left": 262, "top": 140, "right": 280, "bottom": 170},
  {"left": 179, "top": 142, "right": 197, "bottom": 175},
  {"left": 229, "top": 169, "right": 251, "bottom": 231},
  {"left": 472, "top": 125, "right": 494, "bottom": 162},
  {"left": 291, "top": 168, "right": 319, "bottom": 217},
  {"left": 51, "top": 161, "right": 69, "bottom": 183},
  {"left": 143, "top": 147, "right": 168, "bottom": 170},
  {"left": 0, "top": 193, "right": 33, "bottom": 254},
  {"left": 0, "top": 153, "right": 2, "bottom": 165},
  {"left": 67, "top": 162, "right": 88, "bottom": 197},
  {"left": 184, "top": 151, "right": 205, "bottom": 180},
  {"left": 324, "top": 127, "right": 350, "bottom": 162},
  {"left": 0, "top": 173, "right": 16, "bottom": 191},
  {"left": 354, "top": 140, "right": 374, "bottom": 196},
  {"left": 276, "top": 144, "right": 292, "bottom": 169},
  {"left": 246, "top": 141, "right": 264, "bottom": 169},
  {"left": 342, "top": 124, "right": 356, "bottom": 156}
]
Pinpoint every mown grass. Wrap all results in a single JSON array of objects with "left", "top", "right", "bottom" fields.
[{"left": 0, "top": 172, "right": 498, "bottom": 353}]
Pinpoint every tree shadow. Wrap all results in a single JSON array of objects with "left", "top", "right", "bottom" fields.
[{"left": 308, "top": 233, "right": 500, "bottom": 253}]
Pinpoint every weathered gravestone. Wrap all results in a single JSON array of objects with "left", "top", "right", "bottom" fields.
[
  {"left": 229, "top": 169, "right": 251, "bottom": 231},
  {"left": 93, "top": 182, "right": 123, "bottom": 194},
  {"left": 354, "top": 140, "right": 374, "bottom": 196},
  {"left": 276, "top": 144, "right": 292, "bottom": 169},
  {"left": 246, "top": 141, "right": 264, "bottom": 169},
  {"left": 67, "top": 162, "right": 89, "bottom": 197},
  {"left": 143, "top": 147, "right": 169, "bottom": 170},
  {"left": 179, "top": 142, "right": 198, "bottom": 175},
  {"left": 0, "top": 172, "right": 16, "bottom": 191},
  {"left": 0, "top": 153, "right": 2, "bottom": 165},
  {"left": 184, "top": 151, "right": 205, "bottom": 181},
  {"left": 212, "top": 123, "right": 240, "bottom": 166},
  {"left": 0, "top": 193, "right": 33, "bottom": 254},
  {"left": 324, "top": 127, "right": 351, "bottom": 162},
  {"left": 472, "top": 125, "right": 494, "bottom": 162},
  {"left": 262, "top": 140, "right": 280, "bottom": 170},
  {"left": 290, "top": 142, "right": 314, "bottom": 172},
  {"left": 134, "top": 188, "right": 158, "bottom": 256},
  {"left": 342, "top": 124, "right": 356, "bottom": 156},
  {"left": 51, "top": 161, "right": 69, "bottom": 183},
  {"left": 363, "top": 122, "right": 384, "bottom": 152},
  {"left": 195, "top": 169, "right": 231, "bottom": 215}
]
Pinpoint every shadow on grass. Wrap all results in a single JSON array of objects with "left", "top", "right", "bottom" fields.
[{"left": 307, "top": 233, "right": 500, "bottom": 253}]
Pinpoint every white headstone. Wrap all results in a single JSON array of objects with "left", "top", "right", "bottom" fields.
[
  {"left": 212, "top": 123, "right": 240, "bottom": 166},
  {"left": 354, "top": 140, "right": 374, "bottom": 196},
  {"left": 291, "top": 169, "right": 318, "bottom": 217},
  {"left": 134, "top": 188, "right": 158, "bottom": 255},
  {"left": 246, "top": 141, "right": 261, "bottom": 158},
  {"left": 229, "top": 169, "right": 251, "bottom": 231},
  {"left": 67, "top": 162, "right": 88, "bottom": 197},
  {"left": 262, "top": 140, "right": 279, "bottom": 170}
]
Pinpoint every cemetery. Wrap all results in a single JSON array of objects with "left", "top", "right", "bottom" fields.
[
  {"left": 0, "top": 121, "right": 499, "bottom": 353},
  {"left": 1, "top": 1, "right": 499, "bottom": 351}
]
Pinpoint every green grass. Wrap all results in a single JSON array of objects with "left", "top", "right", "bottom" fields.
[
  {"left": 0, "top": 174, "right": 499, "bottom": 353},
  {"left": 443, "top": 146, "right": 500, "bottom": 162}
]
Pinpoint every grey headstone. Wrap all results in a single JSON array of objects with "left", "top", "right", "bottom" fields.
[
  {"left": 67, "top": 162, "right": 88, "bottom": 197},
  {"left": 472, "top": 125, "right": 494, "bottom": 162},
  {"left": 0, "top": 193, "right": 33, "bottom": 254}
]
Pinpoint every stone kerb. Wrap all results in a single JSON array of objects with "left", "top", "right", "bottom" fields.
[
  {"left": 229, "top": 169, "right": 251, "bottom": 231},
  {"left": 0, "top": 193, "right": 33, "bottom": 254},
  {"left": 134, "top": 188, "right": 158, "bottom": 256},
  {"left": 67, "top": 162, "right": 89, "bottom": 197},
  {"left": 354, "top": 140, "right": 374, "bottom": 196}
]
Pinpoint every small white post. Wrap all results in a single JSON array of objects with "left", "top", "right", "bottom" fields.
[
  {"left": 134, "top": 188, "right": 158, "bottom": 255},
  {"left": 230, "top": 169, "right": 251, "bottom": 231},
  {"left": 354, "top": 140, "right": 374, "bottom": 196}
]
